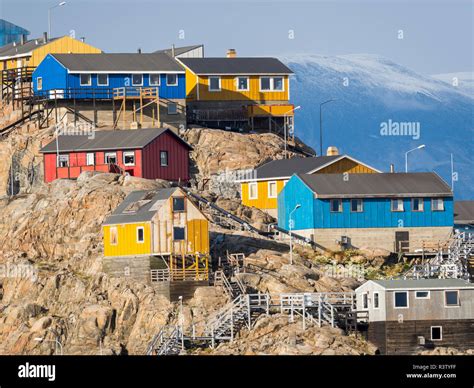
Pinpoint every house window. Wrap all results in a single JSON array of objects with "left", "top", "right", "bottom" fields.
[
  {"left": 86, "top": 152, "right": 95, "bottom": 166},
  {"left": 173, "top": 197, "right": 185, "bottom": 212},
  {"left": 132, "top": 74, "right": 143, "bottom": 86},
  {"left": 260, "top": 77, "right": 271, "bottom": 91},
  {"left": 363, "top": 293, "right": 368, "bottom": 309},
  {"left": 394, "top": 291, "right": 409, "bottom": 308},
  {"left": 209, "top": 76, "right": 221, "bottom": 91},
  {"left": 123, "top": 151, "right": 135, "bottom": 166},
  {"left": 415, "top": 291, "right": 430, "bottom": 299},
  {"left": 37, "top": 77, "right": 43, "bottom": 90},
  {"left": 173, "top": 227, "right": 185, "bottom": 241},
  {"left": 373, "top": 292, "right": 379, "bottom": 309},
  {"left": 268, "top": 181, "right": 277, "bottom": 198},
  {"left": 391, "top": 199, "right": 404, "bottom": 212},
  {"left": 445, "top": 290, "right": 459, "bottom": 307},
  {"left": 273, "top": 77, "right": 284, "bottom": 91},
  {"left": 97, "top": 73, "right": 108, "bottom": 86},
  {"left": 351, "top": 199, "right": 363, "bottom": 212},
  {"left": 149, "top": 74, "right": 160, "bottom": 86},
  {"left": 330, "top": 199, "right": 342, "bottom": 212},
  {"left": 110, "top": 227, "right": 118, "bottom": 245},
  {"left": 168, "top": 102, "right": 177, "bottom": 115},
  {"left": 236, "top": 76, "right": 249, "bottom": 91},
  {"left": 431, "top": 326, "right": 442, "bottom": 341},
  {"left": 160, "top": 151, "right": 168, "bottom": 167},
  {"left": 57, "top": 154, "right": 69, "bottom": 167},
  {"left": 432, "top": 198, "right": 444, "bottom": 211},
  {"left": 248, "top": 182, "right": 258, "bottom": 200},
  {"left": 105, "top": 152, "right": 117, "bottom": 164},
  {"left": 412, "top": 198, "right": 424, "bottom": 212},
  {"left": 136, "top": 226, "right": 145, "bottom": 243},
  {"left": 166, "top": 73, "right": 177, "bottom": 86},
  {"left": 80, "top": 74, "right": 91, "bottom": 86}
]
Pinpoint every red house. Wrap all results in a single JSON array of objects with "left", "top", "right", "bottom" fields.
[{"left": 40, "top": 128, "right": 192, "bottom": 183}]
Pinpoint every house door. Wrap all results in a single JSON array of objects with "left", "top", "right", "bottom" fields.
[{"left": 395, "top": 231, "right": 409, "bottom": 253}]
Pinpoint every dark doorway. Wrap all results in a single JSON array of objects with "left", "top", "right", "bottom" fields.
[{"left": 395, "top": 231, "right": 409, "bottom": 252}]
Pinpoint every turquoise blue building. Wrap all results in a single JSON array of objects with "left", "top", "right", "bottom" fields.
[
  {"left": 0, "top": 19, "right": 29, "bottom": 47},
  {"left": 278, "top": 172, "right": 454, "bottom": 252}
]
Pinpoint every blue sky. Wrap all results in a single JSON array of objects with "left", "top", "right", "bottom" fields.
[{"left": 1, "top": 0, "right": 472, "bottom": 75}]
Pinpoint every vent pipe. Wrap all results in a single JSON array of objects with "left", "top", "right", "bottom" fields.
[
  {"left": 171, "top": 44, "right": 175, "bottom": 58},
  {"left": 137, "top": 48, "right": 142, "bottom": 54},
  {"left": 43, "top": 32, "right": 48, "bottom": 43},
  {"left": 80, "top": 37, "right": 85, "bottom": 43},
  {"left": 326, "top": 146, "right": 339, "bottom": 156},
  {"left": 390, "top": 164, "right": 395, "bottom": 173},
  {"left": 226, "top": 48, "right": 236, "bottom": 58},
  {"left": 20, "top": 34, "right": 27, "bottom": 45}
]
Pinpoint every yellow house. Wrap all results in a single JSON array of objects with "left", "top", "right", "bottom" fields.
[
  {"left": 238, "top": 151, "right": 381, "bottom": 217},
  {"left": 177, "top": 50, "right": 294, "bottom": 131},
  {"left": 0, "top": 34, "right": 101, "bottom": 71},
  {"left": 102, "top": 187, "right": 209, "bottom": 282}
]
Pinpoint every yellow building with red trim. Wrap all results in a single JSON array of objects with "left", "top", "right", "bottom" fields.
[{"left": 238, "top": 152, "right": 380, "bottom": 217}]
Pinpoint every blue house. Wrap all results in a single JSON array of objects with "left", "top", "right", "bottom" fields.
[
  {"left": 32, "top": 53, "right": 186, "bottom": 100},
  {"left": 278, "top": 172, "right": 454, "bottom": 253}
]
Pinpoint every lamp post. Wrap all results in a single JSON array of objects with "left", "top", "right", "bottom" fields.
[
  {"left": 48, "top": 2, "right": 67, "bottom": 37},
  {"left": 319, "top": 99, "right": 336, "bottom": 156},
  {"left": 34, "top": 336, "right": 63, "bottom": 355},
  {"left": 405, "top": 144, "right": 425, "bottom": 173},
  {"left": 178, "top": 295, "right": 184, "bottom": 351},
  {"left": 289, "top": 204, "right": 301, "bottom": 265},
  {"left": 283, "top": 105, "right": 301, "bottom": 159}
]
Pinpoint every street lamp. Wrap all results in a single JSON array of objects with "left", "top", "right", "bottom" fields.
[
  {"left": 178, "top": 295, "right": 184, "bottom": 351},
  {"left": 48, "top": 1, "right": 67, "bottom": 37},
  {"left": 405, "top": 144, "right": 425, "bottom": 173},
  {"left": 319, "top": 99, "right": 336, "bottom": 156},
  {"left": 34, "top": 336, "right": 63, "bottom": 355},
  {"left": 289, "top": 204, "right": 301, "bottom": 265},
  {"left": 283, "top": 105, "right": 301, "bottom": 159}
]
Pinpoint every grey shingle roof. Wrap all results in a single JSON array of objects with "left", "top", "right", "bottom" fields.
[
  {"left": 179, "top": 57, "right": 293, "bottom": 75},
  {"left": 297, "top": 172, "right": 452, "bottom": 198},
  {"left": 51, "top": 53, "right": 184, "bottom": 72},
  {"left": 39, "top": 128, "right": 192, "bottom": 153},
  {"left": 371, "top": 279, "right": 474, "bottom": 289},
  {"left": 251, "top": 155, "right": 343, "bottom": 180},
  {"left": 0, "top": 36, "right": 59, "bottom": 58},
  {"left": 103, "top": 188, "right": 178, "bottom": 225},
  {"left": 454, "top": 201, "right": 474, "bottom": 224}
]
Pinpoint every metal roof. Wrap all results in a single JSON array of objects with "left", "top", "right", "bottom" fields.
[
  {"left": 454, "top": 201, "right": 474, "bottom": 224},
  {"left": 0, "top": 36, "right": 59, "bottom": 58},
  {"left": 297, "top": 172, "right": 452, "bottom": 198},
  {"left": 103, "top": 188, "right": 178, "bottom": 225},
  {"left": 154, "top": 44, "right": 203, "bottom": 56},
  {"left": 51, "top": 53, "right": 184, "bottom": 73},
  {"left": 39, "top": 128, "right": 192, "bottom": 153},
  {"left": 370, "top": 279, "right": 474, "bottom": 290},
  {"left": 179, "top": 57, "right": 293, "bottom": 75}
]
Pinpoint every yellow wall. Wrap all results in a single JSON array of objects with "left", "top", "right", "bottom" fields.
[
  {"left": 187, "top": 219, "right": 210, "bottom": 254},
  {"left": 103, "top": 222, "right": 152, "bottom": 257},
  {"left": 2, "top": 36, "right": 101, "bottom": 70},
  {"left": 317, "top": 158, "right": 377, "bottom": 174}
]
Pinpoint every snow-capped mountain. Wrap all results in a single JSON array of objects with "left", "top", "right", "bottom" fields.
[{"left": 281, "top": 54, "right": 474, "bottom": 199}]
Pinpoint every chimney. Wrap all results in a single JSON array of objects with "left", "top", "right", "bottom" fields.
[
  {"left": 326, "top": 146, "right": 339, "bottom": 156},
  {"left": 43, "top": 32, "right": 48, "bottom": 43},
  {"left": 137, "top": 48, "right": 142, "bottom": 54},
  {"left": 20, "top": 34, "right": 27, "bottom": 45},
  {"left": 390, "top": 164, "right": 395, "bottom": 173},
  {"left": 226, "top": 49, "right": 237, "bottom": 58},
  {"left": 171, "top": 44, "right": 175, "bottom": 58}
]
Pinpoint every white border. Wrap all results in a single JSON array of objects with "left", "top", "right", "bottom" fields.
[
  {"left": 80, "top": 73, "right": 91, "bottom": 86},
  {"left": 123, "top": 151, "right": 135, "bottom": 166},
  {"left": 248, "top": 182, "right": 258, "bottom": 200},
  {"left": 97, "top": 73, "right": 109, "bottom": 86},
  {"left": 208, "top": 76, "right": 221, "bottom": 92},
  {"left": 430, "top": 326, "right": 443, "bottom": 341},
  {"left": 136, "top": 226, "right": 145, "bottom": 244},
  {"left": 267, "top": 181, "right": 277, "bottom": 198},
  {"left": 235, "top": 76, "right": 249, "bottom": 91},
  {"left": 393, "top": 291, "right": 409, "bottom": 309}
]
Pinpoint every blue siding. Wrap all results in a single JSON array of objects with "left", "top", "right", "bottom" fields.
[
  {"left": 278, "top": 175, "right": 454, "bottom": 230},
  {"left": 33, "top": 54, "right": 68, "bottom": 93}
]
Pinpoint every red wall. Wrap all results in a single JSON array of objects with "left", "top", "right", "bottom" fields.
[{"left": 142, "top": 131, "right": 190, "bottom": 182}]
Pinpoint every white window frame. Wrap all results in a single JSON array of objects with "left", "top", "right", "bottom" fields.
[
  {"left": 110, "top": 227, "right": 118, "bottom": 245},
  {"left": 166, "top": 73, "right": 178, "bottom": 86},
  {"left": 136, "top": 226, "right": 145, "bottom": 244},
  {"left": 415, "top": 290, "right": 430, "bottom": 299},
  {"left": 105, "top": 152, "right": 117, "bottom": 164},
  {"left": 430, "top": 326, "right": 443, "bottom": 341},
  {"left": 235, "top": 76, "right": 249, "bottom": 91},
  {"left": 123, "top": 151, "right": 135, "bottom": 166},
  {"left": 391, "top": 199, "right": 404, "bottom": 212},
  {"left": 248, "top": 182, "right": 258, "bottom": 200},
  {"left": 432, "top": 198, "right": 445, "bottom": 212},
  {"left": 444, "top": 290, "right": 460, "bottom": 307},
  {"left": 149, "top": 73, "right": 160, "bottom": 86},
  {"left": 80, "top": 73, "right": 91, "bottom": 86},
  {"left": 86, "top": 152, "right": 95, "bottom": 166},
  {"left": 373, "top": 292, "right": 380, "bottom": 309},
  {"left": 362, "top": 293, "right": 368, "bottom": 310},
  {"left": 351, "top": 199, "right": 363, "bottom": 213},
  {"left": 393, "top": 291, "right": 409, "bottom": 309},
  {"left": 97, "top": 73, "right": 109, "bottom": 86},
  {"left": 330, "top": 199, "right": 342, "bottom": 213},
  {"left": 160, "top": 151, "right": 168, "bottom": 167},
  {"left": 37, "top": 77, "right": 43, "bottom": 90},
  {"left": 283, "top": 179, "right": 289, "bottom": 186},
  {"left": 57, "top": 154, "right": 69, "bottom": 168},
  {"left": 131, "top": 73, "right": 143, "bottom": 86},
  {"left": 268, "top": 181, "right": 277, "bottom": 199},
  {"left": 272, "top": 76, "right": 284, "bottom": 91},
  {"left": 412, "top": 198, "right": 424, "bottom": 212},
  {"left": 259, "top": 76, "right": 272, "bottom": 91},
  {"left": 208, "top": 76, "right": 221, "bottom": 92},
  {"left": 167, "top": 102, "right": 178, "bottom": 115}
]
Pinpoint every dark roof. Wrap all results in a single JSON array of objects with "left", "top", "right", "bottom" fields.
[
  {"left": 369, "top": 279, "right": 474, "bottom": 290},
  {"left": 297, "top": 172, "right": 452, "bottom": 198},
  {"left": 154, "top": 44, "right": 203, "bottom": 56},
  {"left": 454, "top": 201, "right": 474, "bottom": 224},
  {"left": 51, "top": 53, "right": 184, "bottom": 72},
  {"left": 179, "top": 57, "right": 293, "bottom": 75},
  {"left": 103, "top": 188, "right": 178, "bottom": 225},
  {"left": 0, "top": 36, "right": 59, "bottom": 58},
  {"left": 40, "top": 128, "right": 192, "bottom": 153}
]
